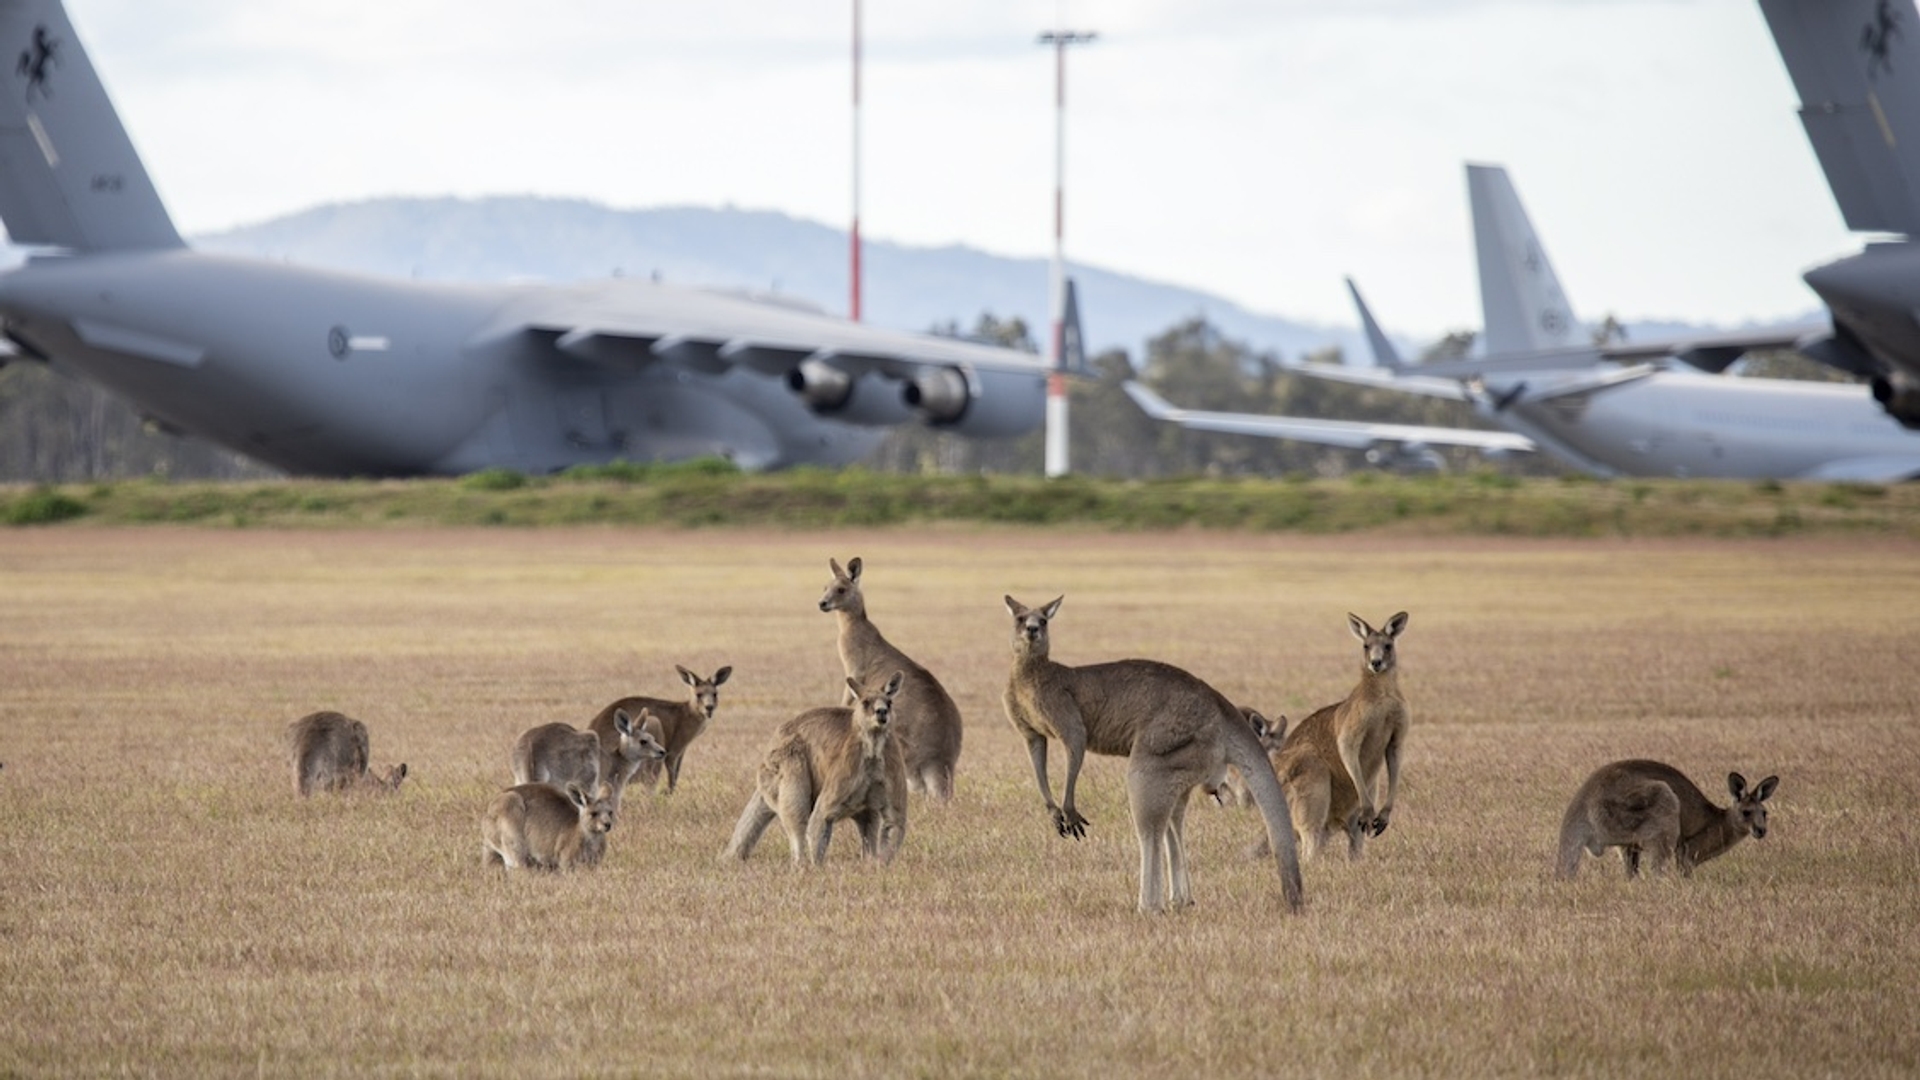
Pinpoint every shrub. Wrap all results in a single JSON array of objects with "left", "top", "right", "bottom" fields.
[{"left": 4, "top": 487, "right": 87, "bottom": 525}]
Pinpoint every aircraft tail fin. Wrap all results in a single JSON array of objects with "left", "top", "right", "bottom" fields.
[
  {"left": 1343, "top": 277, "right": 1410, "bottom": 373},
  {"left": 0, "top": 0, "right": 182, "bottom": 251},
  {"left": 1760, "top": 0, "right": 1920, "bottom": 236},
  {"left": 1059, "top": 276, "right": 1089, "bottom": 375},
  {"left": 1466, "top": 163, "right": 1577, "bottom": 356}
]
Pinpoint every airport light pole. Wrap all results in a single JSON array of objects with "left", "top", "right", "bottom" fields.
[
  {"left": 850, "top": 0, "right": 863, "bottom": 321},
  {"left": 1039, "top": 27, "right": 1094, "bottom": 478}
]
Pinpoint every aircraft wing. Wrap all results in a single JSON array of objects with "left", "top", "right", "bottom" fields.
[
  {"left": 1122, "top": 382, "right": 1534, "bottom": 453},
  {"left": 1407, "top": 324, "right": 1827, "bottom": 380},
  {"left": 1276, "top": 358, "right": 1473, "bottom": 401},
  {"left": 501, "top": 277, "right": 1051, "bottom": 435}
]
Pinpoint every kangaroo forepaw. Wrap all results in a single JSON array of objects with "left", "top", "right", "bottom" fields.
[
  {"left": 1052, "top": 807, "right": 1090, "bottom": 839},
  {"left": 1370, "top": 814, "right": 1391, "bottom": 838}
]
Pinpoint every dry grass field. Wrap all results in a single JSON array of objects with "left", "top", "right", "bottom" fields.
[{"left": 1, "top": 526, "right": 1916, "bottom": 1078}]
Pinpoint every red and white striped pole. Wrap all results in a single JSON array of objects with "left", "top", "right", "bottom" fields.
[
  {"left": 850, "top": 0, "right": 863, "bottom": 322},
  {"left": 1038, "top": 29, "right": 1093, "bottom": 478}
]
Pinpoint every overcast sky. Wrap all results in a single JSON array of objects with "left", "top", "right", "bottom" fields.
[{"left": 58, "top": 0, "right": 1857, "bottom": 342}]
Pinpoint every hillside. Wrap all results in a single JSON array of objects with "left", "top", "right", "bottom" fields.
[{"left": 190, "top": 196, "right": 1364, "bottom": 362}]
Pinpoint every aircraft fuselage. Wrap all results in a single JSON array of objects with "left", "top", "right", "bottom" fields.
[
  {"left": 1498, "top": 369, "right": 1919, "bottom": 480},
  {"left": 0, "top": 250, "right": 883, "bottom": 475}
]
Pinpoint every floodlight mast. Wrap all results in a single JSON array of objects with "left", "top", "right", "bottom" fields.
[
  {"left": 1038, "top": 28, "right": 1094, "bottom": 478},
  {"left": 850, "top": 0, "right": 863, "bottom": 322}
]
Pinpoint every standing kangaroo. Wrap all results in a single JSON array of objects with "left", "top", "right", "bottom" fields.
[
  {"left": 286, "top": 711, "right": 408, "bottom": 797},
  {"left": 1259, "top": 612, "right": 1409, "bottom": 862},
  {"left": 722, "top": 672, "right": 909, "bottom": 865},
  {"left": 593, "top": 664, "right": 732, "bottom": 794},
  {"left": 818, "top": 557, "right": 963, "bottom": 801},
  {"left": 1557, "top": 760, "right": 1779, "bottom": 879},
  {"left": 511, "top": 711, "right": 665, "bottom": 812},
  {"left": 1000, "top": 596, "right": 1304, "bottom": 914}
]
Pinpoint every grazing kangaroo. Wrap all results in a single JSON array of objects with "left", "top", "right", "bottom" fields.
[
  {"left": 722, "top": 672, "right": 909, "bottom": 866},
  {"left": 818, "top": 557, "right": 964, "bottom": 802},
  {"left": 482, "top": 782, "right": 616, "bottom": 872},
  {"left": 1262, "top": 612, "right": 1410, "bottom": 862},
  {"left": 1000, "top": 596, "right": 1304, "bottom": 914},
  {"left": 1557, "top": 760, "right": 1779, "bottom": 879},
  {"left": 511, "top": 711, "right": 665, "bottom": 812},
  {"left": 286, "top": 711, "right": 409, "bottom": 797},
  {"left": 593, "top": 665, "right": 732, "bottom": 794}
]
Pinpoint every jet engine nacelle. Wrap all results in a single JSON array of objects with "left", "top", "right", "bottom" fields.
[
  {"left": 1364, "top": 441, "right": 1445, "bottom": 473},
  {"left": 903, "top": 365, "right": 1045, "bottom": 439},
  {"left": 1871, "top": 373, "right": 1920, "bottom": 430},
  {"left": 786, "top": 359, "right": 917, "bottom": 426}
]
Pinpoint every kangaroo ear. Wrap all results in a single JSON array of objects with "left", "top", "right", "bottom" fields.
[
  {"left": 1004, "top": 595, "right": 1023, "bottom": 616},
  {"left": 613, "top": 709, "right": 633, "bottom": 736},
  {"left": 829, "top": 557, "right": 845, "bottom": 578},
  {"left": 1348, "top": 613, "right": 1371, "bottom": 642},
  {"left": 395, "top": 763, "right": 409, "bottom": 781},
  {"left": 846, "top": 676, "right": 862, "bottom": 699},
  {"left": 884, "top": 671, "right": 904, "bottom": 697},
  {"left": 567, "top": 784, "right": 589, "bottom": 810},
  {"left": 677, "top": 664, "right": 696, "bottom": 687},
  {"left": 1754, "top": 775, "right": 1779, "bottom": 802},
  {"left": 640, "top": 711, "right": 664, "bottom": 741},
  {"left": 846, "top": 556, "right": 862, "bottom": 581},
  {"left": 713, "top": 666, "right": 732, "bottom": 686},
  {"left": 1041, "top": 596, "right": 1063, "bottom": 619},
  {"left": 1727, "top": 772, "right": 1748, "bottom": 800},
  {"left": 1386, "top": 611, "right": 1409, "bottom": 638}
]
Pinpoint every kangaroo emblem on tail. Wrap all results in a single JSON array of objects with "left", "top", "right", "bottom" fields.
[{"left": 15, "top": 25, "right": 57, "bottom": 101}]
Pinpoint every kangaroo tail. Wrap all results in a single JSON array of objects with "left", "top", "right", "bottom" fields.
[
  {"left": 1224, "top": 719, "right": 1305, "bottom": 913},
  {"left": 1554, "top": 800, "right": 1587, "bottom": 880},
  {"left": 721, "top": 790, "right": 776, "bottom": 862}
]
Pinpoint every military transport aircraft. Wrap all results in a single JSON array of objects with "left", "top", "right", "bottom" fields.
[
  {"left": 1129, "top": 164, "right": 1920, "bottom": 481},
  {"left": 0, "top": 0, "right": 1053, "bottom": 476},
  {"left": 1757, "top": 0, "right": 1920, "bottom": 430}
]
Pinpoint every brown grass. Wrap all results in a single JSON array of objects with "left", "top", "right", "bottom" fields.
[{"left": 1, "top": 527, "right": 1917, "bottom": 1078}]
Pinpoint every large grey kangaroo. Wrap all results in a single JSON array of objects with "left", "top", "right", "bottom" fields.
[
  {"left": 1557, "top": 760, "right": 1779, "bottom": 879},
  {"left": 818, "top": 557, "right": 963, "bottom": 802},
  {"left": 1001, "top": 595, "right": 1304, "bottom": 914}
]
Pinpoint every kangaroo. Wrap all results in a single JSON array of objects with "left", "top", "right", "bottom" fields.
[
  {"left": 1001, "top": 596, "right": 1304, "bottom": 914},
  {"left": 510, "top": 711, "right": 666, "bottom": 812},
  {"left": 286, "top": 711, "right": 409, "bottom": 797},
  {"left": 1557, "top": 760, "right": 1779, "bottom": 879},
  {"left": 1261, "top": 612, "right": 1410, "bottom": 862},
  {"left": 593, "top": 664, "right": 732, "bottom": 794},
  {"left": 722, "top": 671, "right": 909, "bottom": 866},
  {"left": 818, "top": 557, "right": 964, "bottom": 802},
  {"left": 481, "top": 782, "right": 617, "bottom": 872},
  {"left": 1218, "top": 708, "right": 1286, "bottom": 809}
]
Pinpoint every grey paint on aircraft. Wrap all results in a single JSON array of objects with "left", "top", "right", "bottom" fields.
[{"left": 0, "top": 0, "right": 1050, "bottom": 477}]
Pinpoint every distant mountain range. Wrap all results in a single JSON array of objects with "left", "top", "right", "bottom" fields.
[{"left": 184, "top": 196, "right": 1364, "bottom": 362}]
